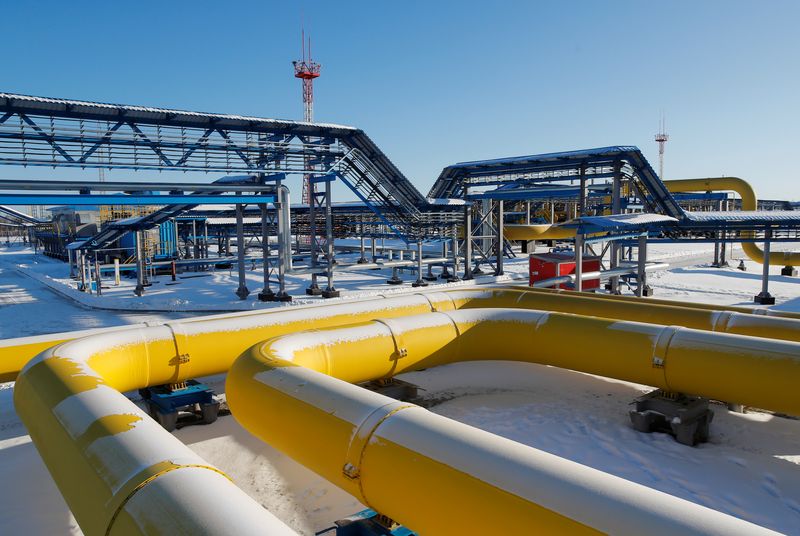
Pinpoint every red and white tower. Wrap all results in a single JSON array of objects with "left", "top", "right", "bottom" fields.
[
  {"left": 293, "top": 30, "right": 321, "bottom": 204},
  {"left": 654, "top": 113, "right": 669, "bottom": 179}
]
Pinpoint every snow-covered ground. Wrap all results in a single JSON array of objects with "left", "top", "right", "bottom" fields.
[
  {"left": 7, "top": 245, "right": 532, "bottom": 313},
  {"left": 1, "top": 242, "right": 800, "bottom": 534}
]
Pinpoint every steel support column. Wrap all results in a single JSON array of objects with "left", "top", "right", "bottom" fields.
[
  {"left": 755, "top": 228, "right": 776, "bottom": 305},
  {"left": 234, "top": 204, "right": 250, "bottom": 300},
  {"left": 608, "top": 162, "right": 622, "bottom": 294},
  {"left": 321, "top": 180, "right": 339, "bottom": 298},
  {"left": 495, "top": 200, "right": 504, "bottom": 276},
  {"left": 463, "top": 203, "right": 473, "bottom": 280},
  {"left": 134, "top": 231, "right": 147, "bottom": 296},
  {"left": 412, "top": 241, "right": 427, "bottom": 287},
  {"left": 449, "top": 225, "right": 460, "bottom": 282},
  {"left": 636, "top": 233, "right": 653, "bottom": 297},
  {"left": 274, "top": 186, "right": 292, "bottom": 301},
  {"left": 258, "top": 203, "right": 274, "bottom": 302}
]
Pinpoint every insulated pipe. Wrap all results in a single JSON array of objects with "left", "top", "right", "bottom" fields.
[
  {"left": 664, "top": 177, "right": 800, "bottom": 266},
  {"left": 15, "top": 330, "right": 297, "bottom": 536},
  {"left": 9, "top": 288, "right": 800, "bottom": 534},
  {"left": 509, "top": 284, "right": 800, "bottom": 320},
  {"left": 5, "top": 285, "right": 800, "bottom": 383},
  {"left": 503, "top": 223, "right": 577, "bottom": 241},
  {"left": 227, "top": 308, "right": 790, "bottom": 535}
]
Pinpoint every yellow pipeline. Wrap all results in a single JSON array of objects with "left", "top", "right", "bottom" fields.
[
  {"left": 664, "top": 177, "right": 800, "bottom": 266},
  {"left": 12, "top": 288, "right": 800, "bottom": 534},
  {"left": 503, "top": 223, "right": 578, "bottom": 241},
  {"left": 509, "top": 285, "right": 800, "bottom": 320},
  {"left": 5, "top": 286, "right": 800, "bottom": 383},
  {"left": 227, "top": 308, "right": 790, "bottom": 534}
]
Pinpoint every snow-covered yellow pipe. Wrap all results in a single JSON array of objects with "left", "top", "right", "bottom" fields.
[
  {"left": 5, "top": 286, "right": 800, "bottom": 383},
  {"left": 227, "top": 308, "right": 791, "bottom": 534},
  {"left": 664, "top": 177, "right": 800, "bottom": 266},
  {"left": 511, "top": 285, "right": 800, "bottom": 320},
  {"left": 11, "top": 288, "right": 800, "bottom": 534}
]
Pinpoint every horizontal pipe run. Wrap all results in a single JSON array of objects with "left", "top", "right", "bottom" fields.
[
  {"left": 11, "top": 287, "right": 800, "bottom": 534},
  {"left": 665, "top": 177, "right": 800, "bottom": 266},
  {"left": 508, "top": 284, "right": 800, "bottom": 320},
  {"left": 5, "top": 285, "right": 800, "bottom": 383},
  {"left": 288, "top": 257, "right": 449, "bottom": 275},
  {"left": 531, "top": 262, "right": 669, "bottom": 289},
  {"left": 228, "top": 308, "right": 790, "bottom": 534}
]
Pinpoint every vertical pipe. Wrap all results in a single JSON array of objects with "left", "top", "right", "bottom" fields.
[
  {"left": 134, "top": 232, "right": 145, "bottom": 296},
  {"left": 258, "top": 203, "right": 274, "bottom": 301},
  {"left": 609, "top": 162, "right": 622, "bottom": 294},
  {"left": 495, "top": 200, "right": 504, "bottom": 276},
  {"left": 275, "top": 187, "right": 291, "bottom": 301},
  {"left": 525, "top": 201, "right": 531, "bottom": 225},
  {"left": 234, "top": 204, "right": 249, "bottom": 300},
  {"left": 463, "top": 203, "right": 473, "bottom": 280},
  {"left": 440, "top": 240, "right": 451, "bottom": 279},
  {"left": 755, "top": 228, "right": 775, "bottom": 304},
  {"left": 579, "top": 164, "right": 587, "bottom": 217},
  {"left": 413, "top": 241, "right": 427, "bottom": 287},
  {"left": 94, "top": 255, "right": 102, "bottom": 296},
  {"left": 203, "top": 219, "right": 209, "bottom": 260},
  {"left": 358, "top": 217, "right": 367, "bottom": 263},
  {"left": 307, "top": 178, "right": 321, "bottom": 295},
  {"left": 68, "top": 248, "right": 75, "bottom": 278},
  {"left": 114, "top": 258, "right": 120, "bottom": 286},
  {"left": 323, "top": 180, "right": 338, "bottom": 297},
  {"left": 451, "top": 225, "right": 460, "bottom": 281},
  {"left": 574, "top": 233, "right": 583, "bottom": 292},
  {"left": 637, "top": 234, "right": 648, "bottom": 297},
  {"left": 371, "top": 233, "right": 377, "bottom": 262},
  {"left": 192, "top": 219, "right": 198, "bottom": 260}
]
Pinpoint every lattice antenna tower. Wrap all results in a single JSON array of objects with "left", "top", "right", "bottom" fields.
[
  {"left": 293, "top": 28, "right": 321, "bottom": 204},
  {"left": 654, "top": 112, "right": 669, "bottom": 180}
]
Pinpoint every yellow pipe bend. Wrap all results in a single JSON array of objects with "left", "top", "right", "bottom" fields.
[
  {"left": 227, "top": 308, "right": 791, "bottom": 534},
  {"left": 664, "top": 177, "right": 800, "bottom": 266},
  {"left": 5, "top": 285, "right": 800, "bottom": 383},
  {"left": 11, "top": 287, "right": 800, "bottom": 534}
]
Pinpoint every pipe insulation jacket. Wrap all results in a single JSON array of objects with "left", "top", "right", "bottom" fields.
[
  {"left": 664, "top": 177, "right": 800, "bottom": 266},
  {"left": 227, "top": 307, "right": 794, "bottom": 534},
  {"left": 12, "top": 287, "right": 800, "bottom": 534},
  {"left": 4, "top": 285, "right": 800, "bottom": 383}
]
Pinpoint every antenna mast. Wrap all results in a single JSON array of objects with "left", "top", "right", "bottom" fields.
[
  {"left": 292, "top": 28, "right": 322, "bottom": 204},
  {"left": 654, "top": 113, "right": 669, "bottom": 179}
]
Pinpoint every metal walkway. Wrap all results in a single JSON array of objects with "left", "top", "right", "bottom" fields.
[
  {"left": 428, "top": 146, "right": 684, "bottom": 218},
  {"left": 0, "top": 205, "right": 40, "bottom": 227},
  {"left": 0, "top": 92, "right": 460, "bottom": 242}
]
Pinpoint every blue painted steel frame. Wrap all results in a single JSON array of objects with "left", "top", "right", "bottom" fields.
[{"left": 0, "top": 194, "right": 275, "bottom": 205}]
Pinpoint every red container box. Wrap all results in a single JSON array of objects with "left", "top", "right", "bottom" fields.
[{"left": 529, "top": 252, "right": 601, "bottom": 290}]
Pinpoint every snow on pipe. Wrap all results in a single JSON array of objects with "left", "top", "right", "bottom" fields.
[
  {"left": 5, "top": 284, "right": 800, "bottom": 383},
  {"left": 664, "top": 177, "right": 800, "bottom": 266},
  {"left": 14, "top": 331, "right": 298, "bottom": 535},
  {"left": 511, "top": 284, "right": 800, "bottom": 320},
  {"left": 11, "top": 288, "right": 800, "bottom": 533},
  {"left": 227, "top": 308, "right": 795, "bottom": 535}
]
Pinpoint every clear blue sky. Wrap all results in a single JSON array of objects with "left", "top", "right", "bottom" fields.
[{"left": 2, "top": 0, "right": 799, "bottom": 199}]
